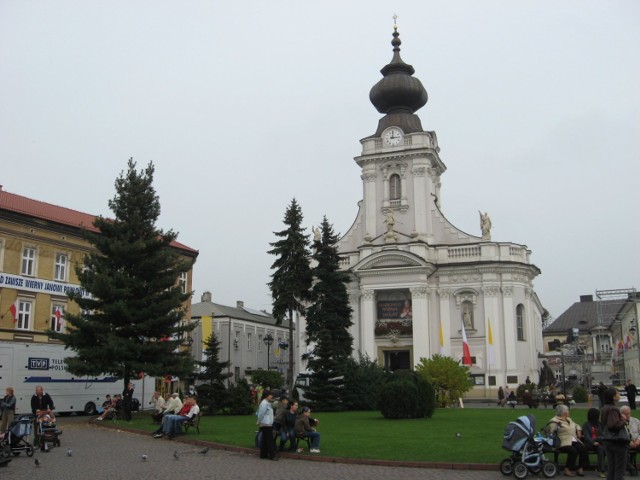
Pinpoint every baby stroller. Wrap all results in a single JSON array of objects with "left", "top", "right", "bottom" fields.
[
  {"left": 0, "top": 415, "right": 35, "bottom": 458},
  {"left": 501, "top": 414, "right": 558, "bottom": 479},
  {"left": 34, "top": 413, "right": 61, "bottom": 451}
]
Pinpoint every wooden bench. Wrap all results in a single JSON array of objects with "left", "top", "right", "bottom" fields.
[
  {"left": 295, "top": 435, "right": 312, "bottom": 451},
  {"left": 183, "top": 412, "right": 202, "bottom": 434}
]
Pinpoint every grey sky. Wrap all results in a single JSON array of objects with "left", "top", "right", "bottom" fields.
[{"left": 1, "top": 1, "right": 638, "bottom": 321}]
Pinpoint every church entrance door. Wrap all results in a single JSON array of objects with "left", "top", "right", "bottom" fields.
[{"left": 384, "top": 350, "right": 410, "bottom": 371}]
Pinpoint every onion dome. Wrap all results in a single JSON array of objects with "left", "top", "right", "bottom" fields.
[{"left": 368, "top": 25, "right": 428, "bottom": 136}]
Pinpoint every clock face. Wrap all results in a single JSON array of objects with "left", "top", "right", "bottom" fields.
[{"left": 383, "top": 128, "right": 402, "bottom": 146}]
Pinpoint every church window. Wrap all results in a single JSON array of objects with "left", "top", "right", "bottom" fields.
[
  {"left": 516, "top": 304, "right": 525, "bottom": 341},
  {"left": 389, "top": 174, "right": 401, "bottom": 200}
]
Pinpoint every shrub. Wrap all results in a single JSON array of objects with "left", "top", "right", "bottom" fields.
[
  {"left": 342, "top": 353, "right": 389, "bottom": 410},
  {"left": 250, "top": 369, "right": 284, "bottom": 390},
  {"left": 572, "top": 385, "right": 588, "bottom": 403},
  {"left": 378, "top": 370, "right": 435, "bottom": 419},
  {"left": 224, "top": 379, "right": 255, "bottom": 415}
]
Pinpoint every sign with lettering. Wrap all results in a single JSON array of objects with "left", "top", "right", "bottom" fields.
[
  {"left": 28, "top": 357, "right": 50, "bottom": 370},
  {"left": 0, "top": 273, "right": 88, "bottom": 298}
]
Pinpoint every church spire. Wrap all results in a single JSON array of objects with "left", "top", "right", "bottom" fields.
[{"left": 368, "top": 18, "right": 428, "bottom": 136}]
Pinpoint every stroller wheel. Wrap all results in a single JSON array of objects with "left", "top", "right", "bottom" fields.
[
  {"left": 1, "top": 445, "right": 11, "bottom": 458},
  {"left": 542, "top": 461, "right": 558, "bottom": 478},
  {"left": 513, "top": 461, "right": 529, "bottom": 480},
  {"left": 499, "top": 458, "right": 514, "bottom": 476},
  {"left": 26, "top": 445, "right": 35, "bottom": 457}
]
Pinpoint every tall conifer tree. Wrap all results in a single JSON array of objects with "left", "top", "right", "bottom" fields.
[
  {"left": 304, "top": 216, "right": 353, "bottom": 410},
  {"left": 50, "top": 159, "right": 196, "bottom": 390},
  {"left": 268, "top": 199, "right": 313, "bottom": 392}
]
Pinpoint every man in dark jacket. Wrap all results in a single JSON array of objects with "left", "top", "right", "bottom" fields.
[
  {"left": 122, "top": 382, "right": 135, "bottom": 421},
  {"left": 31, "top": 385, "right": 54, "bottom": 415},
  {"left": 626, "top": 379, "right": 638, "bottom": 410}
]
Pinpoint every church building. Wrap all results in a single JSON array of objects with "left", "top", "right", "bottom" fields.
[{"left": 330, "top": 26, "right": 547, "bottom": 394}]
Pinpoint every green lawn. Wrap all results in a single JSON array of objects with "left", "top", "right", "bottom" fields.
[{"left": 115, "top": 406, "right": 613, "bottom": 464}]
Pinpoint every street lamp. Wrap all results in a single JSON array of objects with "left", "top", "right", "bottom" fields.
[{"left": 263, "top": 334, "right": 274, "bottom": 371}]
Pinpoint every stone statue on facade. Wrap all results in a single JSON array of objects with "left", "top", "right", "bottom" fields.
[
  {"left": 383, "top": 211, "right": 398, "bottom": 243},
  {"left": 479, "top": 211, "right": 492, "bottom": 240}
]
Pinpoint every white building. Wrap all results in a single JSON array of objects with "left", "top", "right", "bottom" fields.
[
  {"left": 310, "top": 26, "right": 547, "bottom": 395},
  {"left": 191, "top": 292, "right": 295, "bottom": 385}
]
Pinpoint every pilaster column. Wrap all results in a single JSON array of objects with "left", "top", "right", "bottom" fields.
[
  {"left": 410, "top": 286, "right": 430, "bottom": 364},
  {"left": 438, "top": 289, "right": 451, "bottom": 356},
  {"left": 412, "top": 165, "right": 427, "bottom": 235},
  {"left": 483, "top": 285, "right": 502, "bottom": 372},
  {"left": 501, "top": 285, "right": 516, "bottom": 372},
  {"left": 349, "top": 290, "right": 362, "bottom": 353},
  {"left": 362, "top": 168, "right": 378, "bottom": 237},
  {"left": 360, "top": 288, "right": 376, "bottom": 359}
]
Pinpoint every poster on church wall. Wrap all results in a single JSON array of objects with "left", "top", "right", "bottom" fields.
[
  {"left": 375, "top": 300, "right": 413, "bottom": 336},
  {"left": 377, "top": 300, "right": 412, "bottom": 320}
]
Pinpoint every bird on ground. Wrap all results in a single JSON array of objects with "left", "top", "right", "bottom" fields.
[
  {"left": 455, "top": 432, "right": 463, "bottom": 439},
  {"left": 34, "top": 459, "right": 41, "bottom": 467},
  {"left": 67, "top": 449, "right": 73, "bottom": 456},
  {"left": 141, "top": 454, "right": 148, "bottom": 461},
  {"left": 173, "top": 450, "right": 179, "bottom": 460},
  {"left": 199, "top": 447, "right": 210, "bottom": 455}
]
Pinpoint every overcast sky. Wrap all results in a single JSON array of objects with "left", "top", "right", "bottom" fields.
[{"left": 1, "top": 1, "right": 638, "bottom": 321}]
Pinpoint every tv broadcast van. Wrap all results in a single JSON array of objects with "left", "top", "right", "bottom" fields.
[{"left": 0, "top": 342, "right": 154, "bottom": 415}]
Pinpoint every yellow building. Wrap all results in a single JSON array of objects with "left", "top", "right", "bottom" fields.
[{"left": 0, "top": 186, "right": 198, "bottom": 344}]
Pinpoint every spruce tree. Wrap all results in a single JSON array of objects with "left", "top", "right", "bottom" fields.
[
  {"left": 49, "top": 159, "right": 196, "bottom": 391},
  {"left": 268, "top": 198, "right": 313, "bottom": 392},
  {"left": 304, "top": 216, "right": 353, "bottom": 410},
  {"left": 196, "top": 333, "right": 232, "bottom": 414}
]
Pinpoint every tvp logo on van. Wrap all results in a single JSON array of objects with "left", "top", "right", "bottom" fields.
[{"left": 28, "top": 358, "right": 50, "bottom": 370}]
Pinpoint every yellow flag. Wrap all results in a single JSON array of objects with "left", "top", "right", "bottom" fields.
[{"left": 439, "top": 319, "right": 445, "bottom": 355}]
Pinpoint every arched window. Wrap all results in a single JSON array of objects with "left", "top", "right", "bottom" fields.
[
  {"left": 389, "top": 174, "right": 401, "bottom": 200},
  {"left": 516, "top": 304, "right": 525, "bottom": 341}
]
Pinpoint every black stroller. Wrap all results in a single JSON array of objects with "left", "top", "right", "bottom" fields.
[
  {"left": 0, "top": 415, "right": 35, "bottom": 458},
  {"left": 501, "top": 414, "right": 558, "bottom": 479}
]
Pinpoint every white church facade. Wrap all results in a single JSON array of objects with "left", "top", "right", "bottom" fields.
[{"left": 313, "top": 26, "right": 547, "bottom": 395}]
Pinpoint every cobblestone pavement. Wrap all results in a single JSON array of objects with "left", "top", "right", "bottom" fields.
[{"left": 0, "top": 418, "right": 502, "bottom": 480}]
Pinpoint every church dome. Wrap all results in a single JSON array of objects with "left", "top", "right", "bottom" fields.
[{"left": 369, "top": 27, "right": 428, "bottom": 116}]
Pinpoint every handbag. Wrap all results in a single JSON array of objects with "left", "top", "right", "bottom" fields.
[{"left": 602, "top": 426, "right": 630, "bottom": 443}]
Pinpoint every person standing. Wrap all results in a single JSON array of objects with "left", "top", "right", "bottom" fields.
[
  {"left": 122, "top": 382, "right": 135, "bottom": 421},
  {"left": 256, "top": 390, "right": 277, "bottom": 460},
  {"left": 31, "top": 385, "right": 54, "bottom": 414},
  {"left": 497, "top": 386, "right": 505, "bottom": 406},
  {"left": 0, "top": 387, "right": 16, "bottom": 433},
  {"left": 601, "top": 387, "right": 629, "bottom": 480},
  {"left": 625, "top": 379, "right": 638, "bottom": 410},
  {"left": 597, "top": 382, "right": 607, "bottom": 408}
]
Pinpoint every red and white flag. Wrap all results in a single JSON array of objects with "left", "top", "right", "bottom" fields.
[
  {"left": 461, "top": 322, "right": 472, "bottom": 366},
  {"left": 54, "top": 307, "right": 63, "bottom": 329},
  {"left": 9, "top": 301, "right": 17, "bottom": 323}
]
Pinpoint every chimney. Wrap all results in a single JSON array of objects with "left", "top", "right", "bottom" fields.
[
  {"left": 201, "top": 291, "right": 212, "bottom": 302},
  {"left": 580, "top": 295, "right": 593, "bottom": 303},
  {"left": 236, "top": 300, "right": 244, "bottom": 309}
]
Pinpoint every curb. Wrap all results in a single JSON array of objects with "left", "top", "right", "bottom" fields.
[{"left": 90, "top": 419, "right": 496, "bottom": 471}]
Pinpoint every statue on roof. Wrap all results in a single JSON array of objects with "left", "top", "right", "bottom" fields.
[{"left": 479, "top": 211, "right": 492, "bottom": 240}]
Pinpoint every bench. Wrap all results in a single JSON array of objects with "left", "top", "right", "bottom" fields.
[
  {"left": 183, "top": 412, "right": 202, "bottom": 434},
  {"left": 295, "top": 434, "right": 312, "bottom": 451}
]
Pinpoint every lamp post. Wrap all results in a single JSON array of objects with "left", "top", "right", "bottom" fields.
[{"left": 263, "top": 334, "right": 274, "bottom": 371}]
